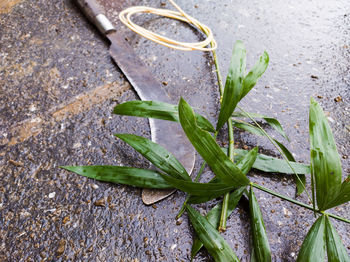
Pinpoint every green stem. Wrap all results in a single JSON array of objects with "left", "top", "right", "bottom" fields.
[
  {"left": 212, "top": 49, "right": 224, "bottom": 97},
  {"left": 212, "top": 48, "right": 234, "bottom": 232},
  {"left": 327, "top": 213, "right": 350, "bottom": 224},
  {"left": 227, "top": 121, "right": 235, "bottom": 160},
  {"left": 219, "top": 193, "right": 229, "bottom": 232},
  {"left": 251, "top": 183, "right": 350, "bottom": 224},
  {"left": 219, "top": 120, "right": 235, "bottom": 231}
]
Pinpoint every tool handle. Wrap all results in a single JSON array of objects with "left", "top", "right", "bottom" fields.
[{"left": 75, "top": 0, "right": 116, "bottom": 34}]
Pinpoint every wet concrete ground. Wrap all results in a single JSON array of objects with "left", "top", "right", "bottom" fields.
[{"left": 1, "top": 0, "right": 349, "bottom": 261}]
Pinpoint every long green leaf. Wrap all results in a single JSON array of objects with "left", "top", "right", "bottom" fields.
[
  {"left": 263, "top": 117, "right": 289, "bottom": 142},
  {"left": 160, "top": 174, "right": 235, "bottom": 196},
  {"left": 234, "top": 120, "right": 294, "bottom": 162},
  {"left": 241, "top": 51, "right": 269, "bottom": 100},
  {"left": 325, "top": 215, "right": 350, "bottom": 262},
  {"left": 187, "top": 178, "right": 224, "bottom": 204},
  {"left": 233, "top": 149, "right": 310, "bottom": 175},
  {"left": 233, "top": 120, "right": 265, "bottom": 136},
  {"left": 186, "top": 205, "right": 240, "bottom": 262},
  {"left": 232, "top": 120, "right": 293, "bottom": 161},
  {"left": 187, "top": 193, "right": 222, "bottom": 204},
  {"left": 309, "top": 98, "right": 342, "bottom": 210},
  {"left": 178, "top": 98, "right": 249, "bottom": 187},
  {"left": 274, "top": 139, "right": 306, "bottom": 195},
  {"left": 273, "top": 139, "right": 295, "bottom": 162},
  {"left": 216, "top": 40, "right": 246, "bottom": 131},
  {"left": 232, "top": 111, "right": 289, "bottom": 141},
  {"left": 61, "top": 166, "right": 172, "bottom": 188},
  {"left": 232, "top": 111, "right": 264, "bottom": 119},
  {"left": 189, "top": 147, "right": 254, "bottom": 203},
  {"left": 249, "top": 188, "right": 271, "bottom": 262},
  {"left": 224, "top": 144, "right": 308, "bottom": 202},
  {"left": 115, "top": 134, "right": 190, "bottom": 181},
  {"left": 191, "top": 187, "right": 245, "bottom": 258},
  {"left": 296, "top": 215, "right": 326, "bottom": 262},
  {"left": 233, "top": 120, "right": 306, "bottom": 195},
  {"left": 236, "top": 147, "right": 258, "bottom": 175},
  {"left": 324, "top": 175, "right": 350, "bottom": 210},
  {"left": 113, "top": 100, "right": 215, "bottom": 132}
]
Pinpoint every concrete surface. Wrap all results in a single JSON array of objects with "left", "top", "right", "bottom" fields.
[{"left": 0, "top": 0, "right": 349, "bottom": 261}]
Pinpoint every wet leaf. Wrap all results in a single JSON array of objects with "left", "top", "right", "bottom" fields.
[
  {"left": 187, "top": 147, "right": 254, "bottom": 200},
  {"left": 273, "top": 139, "right": 295, "bottom": 162},
  {"left": 232, "top": 111, "right": 289, "bottom": 141},
  {"left": 236, "top": 147, "right": 258, "bottom": 175},
  {"left": 263, "top": 117, "right": 289, "bottom": 142},
  {"left": 241, "top": 51, "right": 269, "bottom": 100},
  {"left": 232, "top": 120, "right": 294, "bottom": 162},
  {"left": 233, "top": 149, "right": 310, "bottom": 175},
  {"left": 274, "top": 140, "right": 306, "bottom": 195},
  {"left": 232, "top": 111, "right": 264, "bottom": 119},
  {"left": 115, "top": 134, "right": 191, "bottom": 181},
  {"left": 324, "top": 175, "right": 350, "bottom": 210},
  {"left": 113, "top": 100, "right": 215, "bottom": 132},
  {"left": 191, "top": 187, "right": 245, "bottom": 258},
  {"left": 325, "top": 215, "right": 350, "bottom": 262},
  {"left": 186, "top": 205, "right": 240, "bottom": 262},
  {"left": 309, "top": 98, "right": 342, "bottom": 210},
  {"left": 61, "top": 166, "right": 172, "bottom": 188},
  {"left": 113, "top": 100, "right": 178, "bottom": 121},
  {"left": 232, "top": 120, "right": 265, "bottom": 136},
  {"left": 249, "top": 188, "right": 271, "bottom": 262},
  {"left": 233, "top": 120, "right": 306, "bottom": 195},
  {"left": 216, "top": 40, "right": 246, "bottom": 131},
  {"left": 187, "top": 193, "right": 221, "bottom": 204},
  {"left": 187, "top": 178, "right": 224, "bottom": 204},
  {"left": 178, "top": 98, "right": 249, "bottom": 187},
  {"left": 159, "top": 174, "right": 235, "bottom": 196},
  {"left": 296, "top": 215, "right": 326, "bottom": 262}
]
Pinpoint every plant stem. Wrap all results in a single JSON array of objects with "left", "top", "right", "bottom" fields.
[
  {"left": 219, "top": 120, "right": 234, "bottom": 231},
  {"left": 227, "top": 121, "right": 235, "bottom": 161},
  {"left": 211, "top": 48, "right": 234, "bottom": 232},
  {"left": 251, "top": 183, "right": 350, "bottom": 224},
  {"left": 219, "top": 193, "right": 229, "bottom": 232},
  {"left": 212, "top": 49, "right": 224, "bottom": 97},
  {"left": 326, "top": 213, "right": 350, "bottom": 224}
]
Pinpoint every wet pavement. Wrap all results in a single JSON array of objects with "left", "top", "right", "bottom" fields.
[{"left": 1, "top": 0, "right": 349, "bottom": 261}]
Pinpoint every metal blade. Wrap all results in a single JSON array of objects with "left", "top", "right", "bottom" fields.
[{"left": 107, "top": 33, "right": 195, "bottom": 204}]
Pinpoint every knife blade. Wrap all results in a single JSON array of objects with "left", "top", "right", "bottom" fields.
[{"left": 74, "top": 0, "right": 195, "bottom": 204}]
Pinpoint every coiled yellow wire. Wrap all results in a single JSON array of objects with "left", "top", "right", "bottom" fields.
[{"left": 119, "top": 0, "right": 217, "bottom": 51}]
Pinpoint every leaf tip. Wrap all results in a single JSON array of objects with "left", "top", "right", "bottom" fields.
[
  {"left": 114, "top": 133, "right": 125, "bottom": 139},
  {"left": 263, "top": 50, "right": 269, "bottom": 61},
  {"left": 60, "top": 166, "right": 81, "bottom": 173}
]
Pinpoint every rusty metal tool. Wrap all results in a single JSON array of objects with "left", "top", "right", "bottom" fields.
[{"left": 74, "top": 0, "right": 195, "bottom": 204}]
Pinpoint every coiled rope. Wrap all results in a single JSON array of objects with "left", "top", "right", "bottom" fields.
[{"left": 119, "top": 0, "right": 217, "bottom": 51}]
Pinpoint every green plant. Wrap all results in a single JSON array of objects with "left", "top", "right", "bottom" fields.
[{"left": 62, "top": 41, "right": 350, "bottom": 261}]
